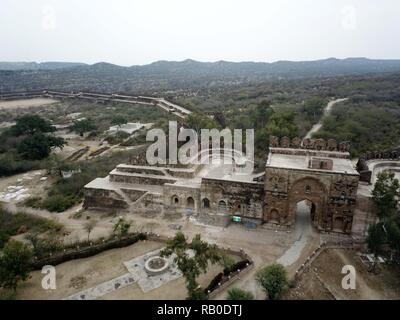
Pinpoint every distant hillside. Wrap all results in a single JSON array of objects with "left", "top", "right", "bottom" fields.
[
  {"left": 1, "top": 58, "right": 400, "bottom": 93},
  {"left": 0, "top": 61, "right": 86, "bottom": 71}
]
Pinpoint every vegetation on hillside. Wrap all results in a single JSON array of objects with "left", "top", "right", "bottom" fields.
[
  {"left": 0, "top": 115, "right": 65, "bottom": 176},
  {"left": 0, "top": 206, "right": 62, "bottom": 248}
]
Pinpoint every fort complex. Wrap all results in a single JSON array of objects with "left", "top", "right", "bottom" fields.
[{"left": 84, "top": 135, "right": 400, "bottom": 238}]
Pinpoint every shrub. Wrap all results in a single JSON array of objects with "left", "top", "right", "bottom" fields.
[
  {"left": 0, "top": 240, "right": 33, "bottom": 291},
  {"left": 113, "top": 218, "right": 132, "bottom": 238},
  {"left": 0, "top": 208, "right": 63, "bottom": 248},
  {"left": 256, "top": 263, "right": 288, "bottom": 300},
  {"left": 188, "top": 288, "right": 208, "bottom": 300},
  {"left": 17, "top": 133, "right": 65, "bottom": 160},
  {"left": 105, "top": 131, "right": 130, "bottom": 145},
  {"left": 0, "top": 152, "right": 41, "bottom": 177},
  {"left": 223, "top": 259, "right": 250, "bottom": 275},
  {"left": 227, "top": 288, "right": 254, "bottom": 300},
  {"left": 22, "top": 197, "right": 42, "bottom": 209},
  {"left": 41, "top": 194, "right": 76, "bottom": 212},
  {"left": 27, "top": 233, "right": 64, "bottom": 259}
]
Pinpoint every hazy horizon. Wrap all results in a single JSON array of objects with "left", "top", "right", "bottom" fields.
[
  {"left": 3, "top": 56, "right": 400, "bottom": 68},
  {"left": 1, "top": 0, "right": 400, "bottom": 66}
]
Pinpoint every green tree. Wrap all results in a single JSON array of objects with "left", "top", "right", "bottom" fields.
[
  {"left": 226, "top": 288, "right": 254, "bottom": 300},
  {"left": 367, "top": 172, "right": 400, "bottom": 264},
  {"left": 385, "top": 219, "right": 400, "bottom": 255},
  {"left": 367, "top": 223, "right": 386, "bottom": 272},
  {"left": 12, "top": 115, "right": 55, "bottom": 136},
  {"left": 186, "top": 113, "right": 220, "bottom": 133},
  {"left": 17, "top": 133, "right": 65, "bottom": 160},
  {"left": 213, "top": 112, "right": 227, "bottom": 128},
  {"left": 302, "top": 97, "right": 327, "bottom": 121},
  {"left": 0, "top": 240, "right": 33, "bottom": 292},
  {"left": 372, "top": 171, "right": 400, "bottom": 220},
  {"left": 253, "top": 100, "right": 274, "bottom": 129},
  {"left": 84, "top": 220, "right": 97, "bottom": 242},
  {"left": 161, "top": 232, "right": 221, "bottom": 300},
  {"left": 266, "top": 112, "right": 298, "bottom": 139},
  {"left": 111, "top": 115, "right": 128, "bottom": 128},
  {"left": 256, "top": 263, "right": 288, "bottom": 300},
  {"left": 220, "top": 254, "right": 235, "bottom": 270},
  {"left": 113, "top": 218, "right": 131, "bottom": 238},
  {"left": 72, "top": 119, "right": 96, "bottom": 137}
]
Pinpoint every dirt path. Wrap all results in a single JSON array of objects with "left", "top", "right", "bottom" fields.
[
  {"left": 277, "top": 202, "right": 315, "bottom": 267},
  {"left": 288, "top": 248, "right": 400, "bottom": 300},
  {"left": 4, "top": 200, "right": 317, "bottom": 300},
  {"left": 0, "top": 98, "right": 58, "bottom": 110},
  {"left": 334, "top": 250, "right": 382, "bottom": 299},
  {"left": 304, "top": 98, "right": 348, "bottom": 139},
  {"left": 212, "top": 202, "right": 320, "bottom": 300}
]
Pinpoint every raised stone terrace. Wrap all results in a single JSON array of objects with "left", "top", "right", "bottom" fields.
[{"left": 84, "top": 150, "right": 263, "bottom": 225}]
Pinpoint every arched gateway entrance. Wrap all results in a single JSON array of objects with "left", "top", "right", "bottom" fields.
[
  {"left": 287, "top": 177, "right": 327, "bottom": 229},
  {"left": 295, "top": 199, "right": 317, "bottom": 230}
]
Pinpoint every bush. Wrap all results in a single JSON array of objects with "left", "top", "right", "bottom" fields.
[
  {"left": 41, "top": 194, "right": 76, "bottom": 212},
  {"left": 0, "top": 152, "right": 42, "bottom": 177},
  {"left": 223, "top": 259, "right": 250, "bottom": 275},
  {"left": 227, "top": 288, "right": 254, "bottom": 300},
  {"left": 0, "top": 208, "right": 63, "bottom": 248},
  {"left": 0, "top": 289, "right": 17, "bottom": 300},
  {"left": 0, "top": 240, "right": 33, "bottom": 291},
  {"left": 26, "top": 233, "right": 64, "bottom": 259},
  {"left": 188, "top": 288, "right": 208, "bottom": 300},
  {"left": 105, "top": 131, "right": 131, "bottom": 145},
  {"left": 113, "top": 218, "right": 132, "bottom": 238},
  {"left": 22, "top": 197, "right": 42, "bottom": 209},
  {"left": 17, "top": 133, "right": 65, "bottom": 160},
  {"left": 256, "top": 263, "right": 288, "bottom": 300}
]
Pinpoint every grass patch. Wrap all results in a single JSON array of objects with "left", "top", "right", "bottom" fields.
[{"left": 0, "top": 206, "right": 63, "bottom": 248}]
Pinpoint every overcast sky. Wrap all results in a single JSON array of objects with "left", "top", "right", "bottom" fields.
[{"left": 1, "top": 0, "right": 399, "bottom": 66}]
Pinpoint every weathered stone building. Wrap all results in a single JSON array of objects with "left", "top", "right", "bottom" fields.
[
  {"left": 264, "top": 137, "right": 359, "bottom": 234},
  {"left": 84, "top": 136, "right": 385, "bottom": 236}
]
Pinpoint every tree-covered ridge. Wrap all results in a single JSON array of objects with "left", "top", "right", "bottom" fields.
[
  {"left": 2, "top": 58, "right": 400, "bottom": 93},
  {"left": 180, "top": 73, "right": 400, "bottom": 157},
  {"left": 313, "top": 99, "right": 400, "bottom": 156}
]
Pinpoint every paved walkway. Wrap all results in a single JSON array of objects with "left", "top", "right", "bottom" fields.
[
  {"left": 65, "top": 273, "right": 135, "bottom": 300},
  {"left": 64, "top": 249, "right": 182, "bottom": 300},
  {"left": 276, "top": 201, "right": 313, "bottom": 267}
]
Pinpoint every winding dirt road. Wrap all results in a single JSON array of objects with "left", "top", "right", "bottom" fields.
[{"left": 304, "top": 98, "right": 348, "bottom": 139}]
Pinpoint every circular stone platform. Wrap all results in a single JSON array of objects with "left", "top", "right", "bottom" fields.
[{"left": 144, "top": 256, "right": 169, "bottom": 276}]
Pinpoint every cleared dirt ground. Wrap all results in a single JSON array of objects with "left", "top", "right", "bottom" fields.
[
  {"left": 0, "top": 98, "right": 58, "bottom": 110},
  {"left": 286, "top": 248, "right": 400, "bottom": 300},
  {"left": 16, "top": 239, "right": 241, "bottom": 300},
  {"left": 0, "top": 170, "right": 52, "bottom": 204}
]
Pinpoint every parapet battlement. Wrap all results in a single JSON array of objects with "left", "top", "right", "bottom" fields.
[{"left": 269, "top": 136, "right": 351, "bottom": 153}]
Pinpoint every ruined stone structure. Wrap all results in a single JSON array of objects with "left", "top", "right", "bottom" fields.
[
  {"left": 354, "top": 146, "right": 400, "bottom": 236},
  {"left": 84, "top": 150, "right": 264, "bottom": 227},
  {"left": 264, "top": 136, "right": 359, "bottom": 234},
  {"left": 356, "top": 147, "right": 400, "bottom": 184},
  {"left": 84, "top": 136, "right": 381, "bottom": 236}
]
